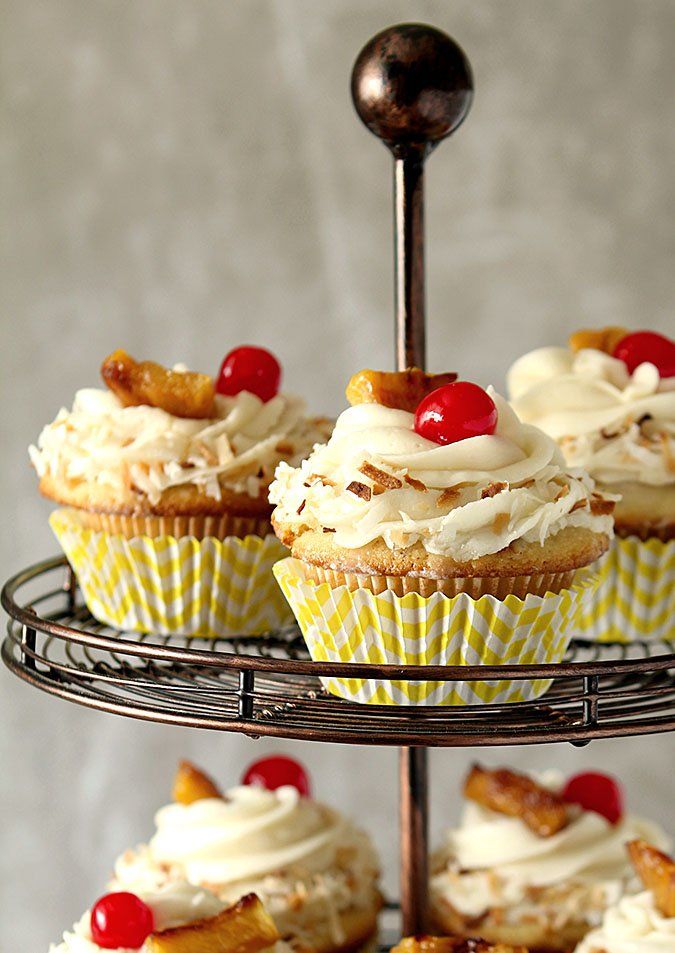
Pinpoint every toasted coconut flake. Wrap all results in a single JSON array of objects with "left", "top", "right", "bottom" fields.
[
  {"left": 464, "top": 764, "right": 569, "bottom": 837},
  {"left": 346, "top": 480, "right": 373, "bottom": 501},
  {"left": 358, "top": 462, "right": 403, "bottom": 490},
  {"left": 492, "top": 512, "right": 510, "bottom": 535},
  {"left": 437, "top": 487, "right": 461, "bottom": 507},
  {"left": 627, "top": 840, "right": 675, "bottom": 917},
  {"left": 404, "top": 474, "right": 427, "bottom": 491},
  {"left": 307, "top": 473, "right": 336, "bottom": 487},
  {"left": 481, "top": 481, "right": 508, "bottom": 499},
  {"left": 590, "top": 495, "right": 615, "bottom": 516}
]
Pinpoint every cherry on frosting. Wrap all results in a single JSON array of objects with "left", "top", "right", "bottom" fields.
[
  {"left": 414, "top": 381, "right": 498, "bottom": 446},
  {"left": 90, "top": 892, "right": 154, "bottom": 949},
  {"left": 612, "top": 331, "right": 675, "bottom": 378},
  {"left": 561, "top": 771, "right": 624, "bottom": 826},
  {"left": 242, "top": 755, "right": 311, "bottom": 797},
  {"left": 216, "top": 346, "right": 282, "bottom": 402}
]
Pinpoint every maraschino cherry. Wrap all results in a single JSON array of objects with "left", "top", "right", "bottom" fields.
[
  {"left": 612, "top": 331, "right": 675, "bottom": 378},
  {"left": 562, "top": 771, "right": 624, "bottom": 826},
  {"left": 216, "top": 346, "right": 282, "bottom": 402},
  {"left": 242, "top": 755, "right": 311, "bottom": 797},
  {"left": 90, "top": 892, "right": 154, "bottom": 949},
  {"left": 414, "top": 381, "right": 498, "bottom": 446}
]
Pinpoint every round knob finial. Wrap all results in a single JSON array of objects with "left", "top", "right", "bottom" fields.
[{"left": 351, "top": 23, "right": 473, "bottom": 155}]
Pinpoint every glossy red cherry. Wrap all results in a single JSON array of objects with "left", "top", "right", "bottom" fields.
[
  {"left": 562, "top": 771, "right": 624, "bottom": 826},
  {"left": 613, "top": 331, "right": 675, "bottom": 378},
  {"left": 216, "top": 346, "right": 282, "bottom": 402},
  {"left": 242, "top": 755, "right": 311, "bottom": 797},
  {"left": 414, "top": 381, "right": 498, "bottom": 446},
  {"left": 90, "top": 892, "right": 154, "bottom": 949}
]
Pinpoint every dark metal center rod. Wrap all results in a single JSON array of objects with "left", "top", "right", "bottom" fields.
[
  {"left": 399, "top": 746, "right": 429, "bottom": 934},
  {"left": 395, "top": 153, "right": 426, "bottom": 370},
  {"left": 395, "top": 142, "right": 429, "bottom": 941}
]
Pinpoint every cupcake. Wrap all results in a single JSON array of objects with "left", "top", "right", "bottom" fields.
[
  {"left": 576, "top": 840, "right": 675, "bottom": 952},
  {"left": 112, "top": 757, "right": 382, "bottom": 953},
  {"left": 29, "top": 347, "right": 331, "bottom": 636},
  {"left": 429, "top": 764, "right": 671, "bottom": 952},
  {"left": 270, "top": 369, "right": 614, "bottom": 705},
  {"left": 49, "top": 884, "right": 279, "bottom": 953},
  {"left": 394, "top": 938, "right": 528, "bottom": 953},
  {"left": 508, "top": 328, "right": 675, "bottom": 641}
]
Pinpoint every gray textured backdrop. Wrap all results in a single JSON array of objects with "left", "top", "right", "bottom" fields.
[{"left": 2, "top": 1, "right": 674, "bottom": 949}]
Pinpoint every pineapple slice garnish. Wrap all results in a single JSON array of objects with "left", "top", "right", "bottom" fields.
[
  {"left": 346, "top": 368, "right": 457, "bottom": 413},
  {"left": 628, "top": 839, "right": 675, "bottom": 917},
  {"left": 568, "top": 326, "right": 628, "bottom": 355},
  {"left": 101, "top": 350, "right": 215, "bottom": 419},
  {"left": 393, "top": 937, "right": 528, "bottom": 953},
  {"left": 173, "top": 760, "right": 223, "bottom": 805},
  {"left": 463, "top": 764, "right": 569, "bottom": 838},
  {"left": 149, "top": 893, "right": 279, "bottom": 953}
]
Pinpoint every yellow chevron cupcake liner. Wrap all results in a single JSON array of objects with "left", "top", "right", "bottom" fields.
[
  {"left": 50, "top": 509, "right": 293, "bottom": 637},
  {"left": 576, "top": 535, "right": 675, "bottom": 642},
  {"left": 274, "top": 558, "right": 599, "bottom": 706}
]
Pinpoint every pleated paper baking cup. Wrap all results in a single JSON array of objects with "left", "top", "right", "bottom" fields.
[
  {"left": 274, "top": 558, "right": 599, "bottom": 706},
  {"left": 300, "top": 563, "right": 577, "bottom": 598},
  {"left": 71, "top": 509, "right": 272, "bottom": 540},
  {"left": 50, "top": 510, "right": 292, "bottom": 637},
  {"left": 576, "top": 536, "right": 675, "bottom": 642}
]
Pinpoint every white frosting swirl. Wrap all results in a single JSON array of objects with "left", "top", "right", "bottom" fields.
[
  {"left": 508, "top": 347, "right": 675, "bottom": 486},
  {"left": 29, "top": 386, "right": 329, "bottom": 505},
  {"left": 145, "top": 785, "right": 342, "bottom": 886},
  {"left": 270, "top": 389, "right": 614, "bottom": 560},
  {"left": 576, "top": 890, "right": 675, "bottom": 952},
  {"left": 431, "top": 773, "right": 670, "bottom": 921},
  {"left": 48, "top": 880, "right": 225, "bottom": 952}
]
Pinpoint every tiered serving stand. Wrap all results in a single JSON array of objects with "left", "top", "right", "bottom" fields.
[{"left": 4, "top": 23, "right": 675, "bottom": 945}]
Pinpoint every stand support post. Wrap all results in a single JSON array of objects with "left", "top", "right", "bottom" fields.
[
  {"left": 399, "top": 746, "right": 429, "bottom": 934},
  {"left": 395, "top": 154, "right": 426, "bottom": 369}
]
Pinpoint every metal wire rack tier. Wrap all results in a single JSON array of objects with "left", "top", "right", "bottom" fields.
[{"left": 4, "top": 556, "right": 675, "bottom": 747}]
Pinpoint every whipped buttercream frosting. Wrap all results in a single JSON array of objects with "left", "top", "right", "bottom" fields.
[
  {"left": 508, "top": 347, "right": 675, "bottom": 487},
  {"left": 49, "top": 880, "right": 225, "bottom": 952},
  {"left": 575, "top": 890, "right": 675, "bottom": 953},
  {"left": 431, "top": 772, "right": 670, "bottom": 922},
  {"left": 270, "top": 389, "right": 614, "bottom": 561},
  {"left": 112, "top": 784, "right": 379, "bottom": 943},
  {"left": 146, "top": 784, "right": 343, "bottom": 886},
  {"left": 30, "top": 384, "right": 330, "bottom": 505}
]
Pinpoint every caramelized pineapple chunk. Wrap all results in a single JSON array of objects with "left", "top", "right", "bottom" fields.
[
  {"left": 173, "top": 760, "right": 223, "bottom": 805},
  {"left": 463, "top": 764, "right": 569, "bottom": 838},
  {"left": 568, "top": 326, "right": 628, "bottom": 355},
  {"left": 149, "top": 894, "right": 279, "bottom": 953},
  {"left": 101, "top": 350, "right": 215, "bottom": 419},
  {"left": 393, "top": 937, "right": 528, "bottom": 953},
  {"left": 627, "top": 839, "right": 675, "bottom": 917},
  {"left": 346, "top": 368, "right": 457, "bottom": 412}
]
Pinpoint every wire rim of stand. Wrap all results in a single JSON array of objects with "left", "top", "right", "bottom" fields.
[{"left": 3, "top": 556, "right": 675, "bottom": 745}]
